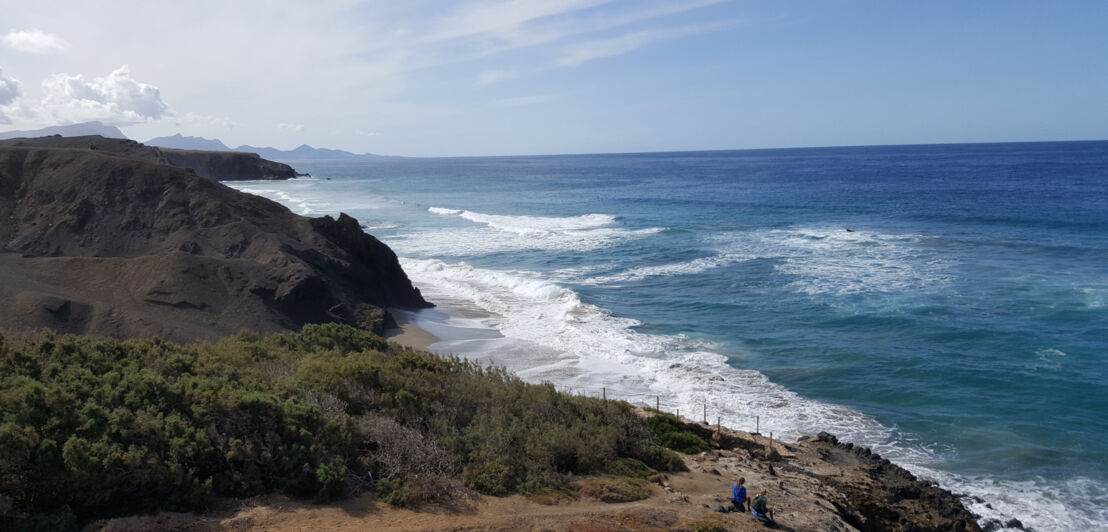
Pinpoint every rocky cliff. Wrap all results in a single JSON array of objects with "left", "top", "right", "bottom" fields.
[
  {"left": 0, "top": 135, "right": 298, "bottom": 181},
  {"left": 0, "top": 140, "right": 429, "bottom": 342},
  {"left": 161, "top": 148, "right": 298, "bottom": 180}
]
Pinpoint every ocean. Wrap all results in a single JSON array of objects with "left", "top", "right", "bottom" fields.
[{"left": 227, "top": 141, "right": 1108, "bottom": 531}]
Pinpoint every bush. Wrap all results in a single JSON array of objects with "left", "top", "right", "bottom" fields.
[
  {"left": 462, "top": 461, "right": 514, "bottom": 496},
  {"left": 602, "top": 457, "right": 655, "bottom": 479},
  {"left": 0, "top": 325, "right": 683, "bottom": 528},
  {"left": 315, "top": 463, "right": 347, "bottom": 501},
  {"left": 688, "top": 519, "right": 728, "bottom": 532},
  {"left": 646, "top": 412, "right": 708, "bottom": 454},
  {"left": 377, "top": 474, "right": 468, "bottom": 508},
  {"left": 376, "top": 477, "right": 403, "bottom": 506},
  {"left": 577, "top": 477, "right": 651, "bottom": 503}
]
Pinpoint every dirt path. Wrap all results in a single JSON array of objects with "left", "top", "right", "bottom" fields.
[{"left": 94, "top": 424, "right": 980, "bottom": 532}]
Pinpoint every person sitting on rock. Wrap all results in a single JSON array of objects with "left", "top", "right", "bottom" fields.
[
  {"left": 730, "top": 477, "right": 748, "bottom": 512},
  {"left": 750, "top": 489, "right": 775, "bottom": 522}
]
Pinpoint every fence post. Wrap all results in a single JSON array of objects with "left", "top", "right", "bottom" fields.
[
  {"left": 756, "top": 416, "right": 760, "bottom": 435},
  {"left": 656, "top": 396, "right": 660, "bottom": 411},
  {"left": 602, "top": 387, "right": 606, "bottom": 401},
  {"left": 717, "top": 416, "right": 721, "bottom": 436},
  {"left": 702, "top": 404, "right": 707, "bottom": 423}
]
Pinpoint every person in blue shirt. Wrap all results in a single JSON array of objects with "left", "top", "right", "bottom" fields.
[{"left": 730, "top": 477, "right": 747, "bottom": 512}]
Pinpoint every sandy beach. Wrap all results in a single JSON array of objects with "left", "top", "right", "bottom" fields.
[{"left": 383, "top": 308, "right": 441, "bottom": 351}]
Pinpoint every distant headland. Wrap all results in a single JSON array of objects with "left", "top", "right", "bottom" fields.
[{"left": 0, "top": 134, "right": 429, "bottom": 342}]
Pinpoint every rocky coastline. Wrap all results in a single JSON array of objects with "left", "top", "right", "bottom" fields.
[
  {"left": 0, "top": 136, "right": 428, "bottom": 342},
  {"left": 0, "top": 135, "right": 299, "bottom": 181},
  {"left": 0, "top": 135, "right": 991, "bottom": 531}
]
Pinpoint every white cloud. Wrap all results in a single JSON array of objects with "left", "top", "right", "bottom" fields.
[
  {"left": 0, "top": 1, "right": 736, "bottom": 152},
  {"left": 3, "top": 28, "right": 69, "bottom": 54},
  {"left": 478, "top": 69, "right": 519, "bottom": 86},
  {"left": 352, "top": 1, "right": 726, "bottom": 82},
  {"left": 356, "top": 129, "right": 379, "bottom": 137},
  {"left": 419, "top": 0, "right": 613, "bottom": 46},
  {"left": 37, "top": 65, "right": 168, "bottom": 125},
  {"left": 555, "top": 20, "right": 734, "bottom": 67},
  {"left": 278, "top": 122, "right": 305, "bottom": 132},
  {"left": 0, "top": 68, "right": 23, "bottom": 124},
  {"left": 0, "top": 68, "right": 22, "bottom": 106}
]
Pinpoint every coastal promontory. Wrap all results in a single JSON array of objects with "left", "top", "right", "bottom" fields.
[
  {"left": 0, "top": 136, "right": 428, "bottom": 342},
  {"left": 0, "top": 135, "right": 298, "bottom": 181}
]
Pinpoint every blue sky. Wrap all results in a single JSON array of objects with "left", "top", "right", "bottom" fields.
[{"left": 1, "top": 0, "right": 1106, "bottom": 156}]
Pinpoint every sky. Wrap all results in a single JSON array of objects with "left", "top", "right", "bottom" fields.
[{"left": 0, "top": 0, "right": 1106, "bottom": 156}]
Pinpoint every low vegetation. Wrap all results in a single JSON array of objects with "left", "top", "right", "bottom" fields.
[
  {"left": 0, "top": 324, "right": 687, "bottom": 530},
  {"left": 688, "top": 519, "right": 729, "bottom": 532},
  {"left": 645, "top": 410, "right": 709, "bottom": 454},
  {"left": 576, "top": 477, "right": 651, "bottom": 503}
]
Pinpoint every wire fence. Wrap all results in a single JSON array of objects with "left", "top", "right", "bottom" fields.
[{"left": 563, "top": 385, "right": 783, "bottom": 458}]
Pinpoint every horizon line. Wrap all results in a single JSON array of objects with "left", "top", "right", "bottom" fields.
[{"left": 353, "top": 137, "right": 1108, "bottom": 160}]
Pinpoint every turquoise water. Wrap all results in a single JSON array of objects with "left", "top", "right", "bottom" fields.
[{"left": 229, "top": 141, "right": 1108, "bottom": 530}]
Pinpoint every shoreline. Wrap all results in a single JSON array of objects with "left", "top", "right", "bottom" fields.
[
  {"left": 376, "top": 297, "right": 1039, "bottom": 530},
  {"left": 382, "top": 308, "right": 440, "bottom": 351}
]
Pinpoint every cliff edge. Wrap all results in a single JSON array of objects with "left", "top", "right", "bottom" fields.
[
  {"left": 0, "top": 140, "right": 429, "bottom": 342},
  {"left": 0, "top": 135, "right": 298, "bottom": 181}
]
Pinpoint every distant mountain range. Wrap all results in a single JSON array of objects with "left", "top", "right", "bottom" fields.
[
  {"left": 0, "top": 122, "right": 387, "bottom": 161},
  {"left": 146, "top": 134, "right": 387, "bottom": 162},
  {"left": 0, "top": 121, "right": 127, "bottom": 140},
  {"left": 143, "top": 133, "right": 231, "bottom": 151}
]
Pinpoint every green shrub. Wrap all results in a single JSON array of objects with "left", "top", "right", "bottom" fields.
[
  {"left": 376, "top": 474, "right": 465, "bottom": 508},
  {"left": 661, "top": 432, "right": 709, "bottom": 454},
  {"left": 602, "top": 457, "right": 655, "bottom": 479},
  {"left": 689, "top": 519, "right": 728, "bottom": 532},
  {"left": 376, "top": 477, "right": 403, "bottom": 505},
  {"left": 315, "top": 463, "right": 347, "bottom": 501},
  {"left": 462, "top": 460, "right": 514, "bottom": 496},
  {"left": 577, "top": 477, "right": 651, "bottom": 503},
  {"left": 0, "top": 324, "right": 683, "bottom": 529},
  {"left": 646, "top": 412, "right": 708, "bottom": 454}
]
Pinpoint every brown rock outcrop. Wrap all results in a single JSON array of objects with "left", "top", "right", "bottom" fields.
[
  {"left": 160, "top": 148, "right": 298, "bottom": 180},
  {"left": 0, "top": 139, "right": 429, "bottom": 342},
  {"left": 0, "top": 135, "right": 298, "bottom": 180},
  {"left": 680, "top": 418, "right": 983, "bottom": 531}
]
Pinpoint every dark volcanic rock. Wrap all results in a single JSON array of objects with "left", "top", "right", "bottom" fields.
[
  {"left": 808, "top": 432, "right": 983, "bottom": 532},
  {"left": 0, "top": 139, "right": 429, "bottom": 342},
  {"left": 0, "top": 135, "right": 297, "bottom": 181},
  {"left": 161, "top": 148, "right": 297, "bottom": 180}
]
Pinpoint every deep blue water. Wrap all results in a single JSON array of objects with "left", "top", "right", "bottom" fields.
[{"left": 230, "top": 141, "right": 1108, "bottom": 530}]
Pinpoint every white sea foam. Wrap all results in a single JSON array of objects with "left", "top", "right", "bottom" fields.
[
  {"left": 1036, "top": 347, "right": 1067, "bottom": 359},
  {"left": 1030, "top": 347, "right": 1069, "bottom": 371},
  {"left": 1082, "top": 286, "right": 1107, "bottom": 309},
  {"left": 768, "top": 228, "right": 951, "bottom": 295},
  {"left": 360, "top": 222, "right": 398, "bottom": 231},
  {"left": 400, "top": 257, "right": 1100, "bottom": 532},
  {"left": 566, "top": 227, "right": 950, "bottom": 297},
  {"left": 395, "top": 208, "right": 662, "bottom": 256},
  {"left": 579, "top": 252, "right": 751, "bottom": 285},
  {"left": 236, "top": 179, "right": 1099, "bottom": 531},
  {"left": 431, "top": 207, "right": 616, "bottom": 233},
  {"left": 231, "top": 186, "right": 316, "bottom": 215},
  {"left": 936, "top": 474, "right": 1108, "bottom": 531},
  {"left": 402, "top": 257, "right": 910, "bottom": 450}
]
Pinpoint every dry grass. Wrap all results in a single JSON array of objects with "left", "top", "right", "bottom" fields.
[{"left": 577, "top": 477, "right": 652, "bottom": 503}]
